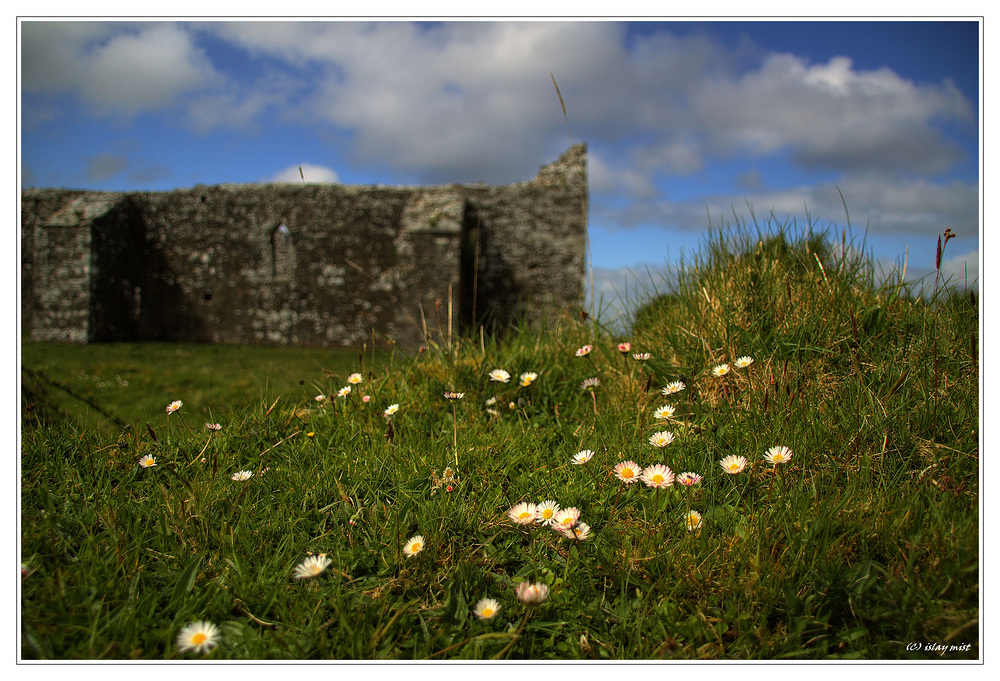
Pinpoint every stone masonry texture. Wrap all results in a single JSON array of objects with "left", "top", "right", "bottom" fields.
[{"left": 21, "top": 144, "right": 588, "bottom": 349}]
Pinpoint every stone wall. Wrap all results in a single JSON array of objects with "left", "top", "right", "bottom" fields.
[{"left": 21, "top": 144, "right": 587, "bottom": 349}]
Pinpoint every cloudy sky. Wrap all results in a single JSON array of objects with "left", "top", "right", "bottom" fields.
[{"left": 19, "top": 18, "right": 981, "bottom": 315}]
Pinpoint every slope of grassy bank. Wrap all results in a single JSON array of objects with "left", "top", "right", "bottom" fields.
[{"left": 19, "top": 225, "right": 979, "bottom": 660}]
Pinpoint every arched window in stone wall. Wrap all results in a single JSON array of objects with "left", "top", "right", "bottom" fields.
[{"left": 270, "top": 222, "right": 295, "bottom": 280}]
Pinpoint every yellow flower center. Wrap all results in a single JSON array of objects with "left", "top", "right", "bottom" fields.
[
  {"left": 191, "top": 633, "right": 206, "bottom": 645},
  {"left": 729, "top": 464, "right": 739, "bottom": 472},
  {"left": 652, "top": 474, "right": 664, "bottom": 484},
  {"left": 481, "top": 607, "right": 494, "bottom": 617},
  {"left": 411, "top": 543, "right": 421, "bottom": 552},
  {"left": 518, "top": 512, "right": 531, "bottom": 520},
  {"left": 621, "top": 469, "right": 633, "bottom": 478},
  {"left": 541, "top": 509, "right": 553, "bottom": 519}
]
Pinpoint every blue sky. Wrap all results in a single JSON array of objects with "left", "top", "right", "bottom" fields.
[{"left": 19, "top": 18, "right": 981, "bottom": 313}]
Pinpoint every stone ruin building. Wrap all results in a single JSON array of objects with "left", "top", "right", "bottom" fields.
[{"left": 20, "top": 144, "right": 587, "bottom": 349}]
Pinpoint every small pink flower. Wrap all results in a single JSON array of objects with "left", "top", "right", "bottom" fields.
[
  {"left": 516, "top": 582, "right": 549, "bottom": 605},
  {"left": 617, "top": 342, "right": 631, "bottom": 353},
  {"left": 677, "top": 471, "right": 703, "bottom": 487},
  {"left": 362, "top": 395, "right": 371, "bottom": 403},
  {"left": 552, "top": 507, "right": 582, "bottom": 531},
  {"left": 575, "top": 344, "right": 593, "bottom": 357}
]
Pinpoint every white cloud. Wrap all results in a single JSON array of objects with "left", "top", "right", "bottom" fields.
[
  {"left": 20, "top": 20, "right": 978, "bottom": 262},
  {"left": 83, "top": 24, "right": 221, "bottom": 114},
  {"left": 939, "top": 248, "right": 979, "bottom": 288},
  {"left": 597, "top": 175, "right": 978, "bottom": 242},
  {"left": 690, "top": 54, "right": 974, "bottom": 175},
  {"left": 270, "top": 163, "right": 339, "bottom": 184},
  {"left": 23, "top": 21, "right": 975, "bottom": 183},
  {"left": 86, "top": 152, "right": 128, "bottom": 181},
  {"left": 589, "top": 151, "right": 659, "bottom": 199},
  {"left": 21, "top": 22, "right": 223, "bottom": 118}
]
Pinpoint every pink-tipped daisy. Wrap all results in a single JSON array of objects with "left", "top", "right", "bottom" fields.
[
  {"left": 580, "top": 377, "right": 601, "bottom": 391},
  {"left": 231, "top": 470, "right": 252, "bottom": 481},
  {"left": 641, "top": 464, "right": 675, "bottom": 488},
  {"left": 676, "top": 471, "right": 703, "bottom": 487},
  {"left": 617, "top": 342, "right": 631, "bottom": 353},
  {"left": 444, "top": 391, "right": 465, "bottom": 400},
  {"left": 508, "top": 502, "right": 538, "bottom": 525},
  {"left": 337, "top": 386, "right": 351, "bottom": 398},
  {"left": 648, "top": 431, "right": 675, "bottom": 448},
  {"left": 516, "top": 582, "right": 549, "bottom": 605},
  {"left": 633, "top": 352, "right": 652, "bottom": 361},
  {"left": 138, "top": 454, "right": 156, "bottom": 468},
  {"left": 552, "top": 507, "right": 581, "bottom": 531},
  {"left": 166, "top": 400, "right": 183, "bottom": 414},
  {"left": 205, "top": 423, "right": 222, "bottom": 431},
  {"left": 613, "top": 460, "right": 643, "bottom": 484},
  {"left": 347, "top": 372, "right": 364, "bottom": 384},
  {"left": 764, "top": 446, "right": 793, "bottom": 465},
  {"left": 575, "top": 344, "right": 593, "bottom": 357},
  {"left": 720, "top": 455, "right": 748, "bottom": 474}
]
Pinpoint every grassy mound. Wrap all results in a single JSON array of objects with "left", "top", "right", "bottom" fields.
[{"left": 19, "top": 225, "right": 979, "bottom": 660}]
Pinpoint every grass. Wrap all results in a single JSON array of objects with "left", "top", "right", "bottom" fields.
[
  {"left": 21, "top": 342, "right": 379, "bottom": 430},
  {"left": 19, "top": 221, "right": 979, "bottom": 660}
]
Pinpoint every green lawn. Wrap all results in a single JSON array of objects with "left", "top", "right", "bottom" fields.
[{"left": 21, "top": 341, "right": 380, "bottom": 430}]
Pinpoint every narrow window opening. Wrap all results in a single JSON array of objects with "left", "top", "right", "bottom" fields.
[{"left": 271, "top": 223, "right": 294, "bottom": 280}]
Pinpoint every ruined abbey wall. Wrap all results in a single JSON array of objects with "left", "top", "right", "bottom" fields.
[{"left": 21, "top": 144, "right": 587, "bottom": 349}]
